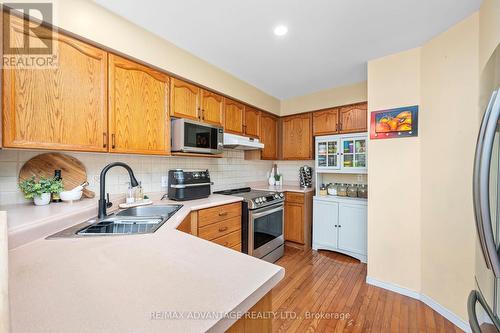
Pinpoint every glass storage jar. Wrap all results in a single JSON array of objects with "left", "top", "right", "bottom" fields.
[
  {"left": 347, "top": 184, "right": 358, "bottom": 198},
  {"left": 319, "top": 184, "right": 327, "bottom": 196},
  {"left": 337, "top": 183, "right": 348, "bottom": 196},
  {"left": 358, "top": 184, "right": 368, "bottom": 198},
  {"left": 327, "top": 183, "right": 337, "bottom": 196}
]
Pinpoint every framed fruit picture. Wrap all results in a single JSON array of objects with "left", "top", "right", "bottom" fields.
[{"left": 370, "top": 105, "right": 418, "bottom": 139}]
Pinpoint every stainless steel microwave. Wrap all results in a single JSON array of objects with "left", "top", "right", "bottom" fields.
[{"left": 171, "top": 118, "right": 224, "bottom": 154}]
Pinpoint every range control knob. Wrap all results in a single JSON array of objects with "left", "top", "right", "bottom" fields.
[{"left": 279, "top": 192, "right": 284, "bottom": 197}]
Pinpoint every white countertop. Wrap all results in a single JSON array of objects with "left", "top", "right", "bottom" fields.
[
  {"left": 313, "top": 194, "right": 368, "bottom": 204},
  {"left": 7, "top": 194, "right": 285, "bottom": 333}
]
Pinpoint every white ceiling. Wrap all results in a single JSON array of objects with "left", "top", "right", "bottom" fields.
[{"left": 93, "top": 0, "right": 482, "bottom": 100}]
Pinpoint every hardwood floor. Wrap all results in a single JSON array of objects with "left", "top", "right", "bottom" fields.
[{"left": 271, "top": 247, "right": 464, "bottom": 333}]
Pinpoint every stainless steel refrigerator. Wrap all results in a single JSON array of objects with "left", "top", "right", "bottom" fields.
[{"left": 470, "top": 45, "right": 500, "bottom": 333}]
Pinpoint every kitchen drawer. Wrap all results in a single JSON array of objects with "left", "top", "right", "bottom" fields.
[
  {"left": 285, "top": 192, "right": 305, "bottom": 204},
  {"left": 198, "top": 202, "right": 242, "bottom": 227},
  {"left": 212, "top": 230, "right": 242, "bottom": 249},
  {"left": 230, "top": 243, "right": 242, "bottom": 252},
  {"left": 198, "top": 216, "right": 241, "bottom": 240}
]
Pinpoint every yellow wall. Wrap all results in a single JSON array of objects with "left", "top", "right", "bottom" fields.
[
  {"left": 420, "top": 13, "right": 479, "bottom": 320},
  {"left": 367, "top": 48, "right": 422, "bottom": 292},
  {"left": 47, "top": 0, "right": 281, "bottom": 114},
  {"left": 280, "top": 81, "right": 367, "bottom": 115},
  {"left": 479, "top": 0, "right": 500, "bottom": 72}
]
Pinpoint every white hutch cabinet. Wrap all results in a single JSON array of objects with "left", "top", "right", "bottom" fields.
[{"left": 313, "top": 133, "right": 368, "bottom": 262}]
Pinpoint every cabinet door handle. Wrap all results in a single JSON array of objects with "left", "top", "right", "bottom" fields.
[
  {"left": 111, "top": 134, "right": 116, "bottom": 149},
  {"left": 218, "top": 211, "right": 228, "bottom": 216},
  {"left": 103, "top": 133, "right": 107, "bottom": 148},
  {"left": 197, "top": 107, "right": 201, "bottom": 120},
  {"left": 335, "top": 124, "right": 338, "bottom": 132},
  {"left": 202, "top": 109, "right": 205, "bottom": 120},
  {"left": 218, "top": 226, "right": 228, "bottom": 232}
]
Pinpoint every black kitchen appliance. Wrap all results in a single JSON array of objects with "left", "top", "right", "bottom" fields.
[{"left": 167, "top": 169, "right": 212, "bottom": 201}]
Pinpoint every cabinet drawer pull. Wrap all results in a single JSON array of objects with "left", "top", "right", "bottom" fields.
[
  {"left": 111, "top": 134, "right": 116, "bottom": 149},
  {"left": 103, "top": 133, "right": 107, "bottom": 148},
  {"left": 218, "top": 226, "right": 228, "bottom": 232},
  {"left": 218, "top": 211, "right": 228, "bottom": 216}
]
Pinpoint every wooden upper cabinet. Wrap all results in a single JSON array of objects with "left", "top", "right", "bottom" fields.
[
  {"left": 200, "top": 90, "right": 223, "bottom": 126},
  {"left": 244, "top": 106, "right": 261, "bottom": 138},
  {"left": 108, "top": 54, "right": 170, "bottom": 155},
  {"left": 224, "top": 99, "right": 244, "bottom": 134},
  {"left": 260, "top": 113, "right": 278, "bottom": 160},
  {"left": 313, "top": 108, "right": 339, "bottom": 136},
  {"left": 282, "top": 113, "right": 313, "bottom": 160},
  {"left": 2, "top": 15, "right": 108, "bottom": 152},
  {"left": 339, "top": 102, "right": 367, "bottom": 133},
  {"left": 170, "top": 78, "right": 200, "bottom": 121}
]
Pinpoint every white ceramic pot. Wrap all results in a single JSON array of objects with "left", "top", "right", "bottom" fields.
[{"left": 33, "top": 193, "right": 51, "bottom": 206}]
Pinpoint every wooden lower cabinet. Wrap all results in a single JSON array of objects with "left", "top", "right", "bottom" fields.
[
  {"left": 176, "top": 213, "right": 192, "bottom": 234},
  {"left": 284, "top": 191, "right": 313, "bottom": 249},
  {"left": 226, "top": 292, "right": 272, "bottom": 333},
  {"left": 176, "top": 202, "right": 242, "bottom": 252}
]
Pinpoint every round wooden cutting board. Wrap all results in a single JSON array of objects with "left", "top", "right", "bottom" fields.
[{"left": 18, "top": 153, "right": 95, "bottom": 198}]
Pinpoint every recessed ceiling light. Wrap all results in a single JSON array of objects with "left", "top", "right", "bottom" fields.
[{"left": 273, "top": 25, "right": 288, "bottom": 36}]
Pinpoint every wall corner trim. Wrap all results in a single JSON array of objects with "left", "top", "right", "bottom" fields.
[{"left": 366, "top": 276, "right": 471, "bottom": 333}]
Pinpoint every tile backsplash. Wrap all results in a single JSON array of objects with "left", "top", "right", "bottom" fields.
[{"left": 0, "top": 149, "right": 314, "bottom": 206}]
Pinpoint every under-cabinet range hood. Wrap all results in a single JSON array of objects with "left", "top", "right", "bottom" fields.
[{"left": 223, "top": 133, "right": 264, "bottom": 150}]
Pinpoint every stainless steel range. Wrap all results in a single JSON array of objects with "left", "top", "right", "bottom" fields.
[{"left": 214, "top": 187, "right": 285, "bottom": 263}]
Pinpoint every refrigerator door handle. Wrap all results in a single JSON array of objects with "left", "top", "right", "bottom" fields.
[
  {"left": 477, "top": 89, "right": 500, "bottom": 277},
  {"left": 474, "top": 90, "right": 497, "bottom": 271},
  {"left": 468, "top": 290, "right": 500, "bottom": 333}
]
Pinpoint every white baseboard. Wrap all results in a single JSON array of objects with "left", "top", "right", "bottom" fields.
[{"left": 366, "top": 276, "right": 471, "bottom": 333}]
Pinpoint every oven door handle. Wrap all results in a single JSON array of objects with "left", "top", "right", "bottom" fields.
[{"left": 251, "top": 205, "right": 284, "bottom": 219}]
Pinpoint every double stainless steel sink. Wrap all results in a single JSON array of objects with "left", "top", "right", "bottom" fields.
[{"left": 48, "top": 205, "right": 183, "bottom": 238}]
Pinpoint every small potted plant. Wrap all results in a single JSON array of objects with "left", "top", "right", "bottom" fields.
[{"left": 19, "top": 176, "right": 63, "bottom": 206}]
